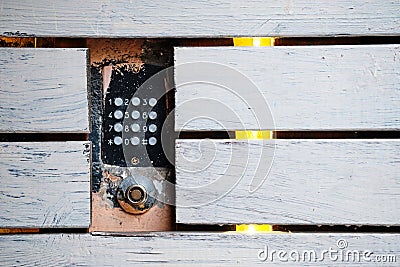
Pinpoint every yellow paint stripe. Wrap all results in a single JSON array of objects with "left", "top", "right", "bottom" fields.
[
  {"left": 235, "top": 130, "right": 273, "bottom": 140},
  {"left": 233, "top": 37, "right": 275, "bottom": 47},
  {"left": 236, "top": 224, "right": 273, "bottom": 233}
]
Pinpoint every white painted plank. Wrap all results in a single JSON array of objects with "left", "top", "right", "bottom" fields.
[
  {"left": 0, "top": 142, "right": 91, "bottom": 228},
  {"left": 0, "top": 233, "right": 398, "bottom": 266},
  {"left": 176, "top": 139, "right": 400, "bottom": 225},
  {"left": 0, "top": 0, "right": 399, "bottom": 37},
  {"left": 0, "top": 48, "right": 89, "bottom": 133},
  {"left": 175, "top": 45, "right": 400, "bottom": 131}
]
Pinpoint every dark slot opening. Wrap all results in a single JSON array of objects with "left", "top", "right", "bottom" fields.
[
  {"left": 176, "top": 224, "right": 236, "bottom": 232},
  {"left": 274, "top": 225, "right": 400, "bottom": 233},
  {"left": 275, "top": 35, "right": 400, "bottom": 46},
  {"left": 276, "top": 131, "right": 400, "bottom": 139},
  {"left": 178, "top": 131, "right": 234, "bottom": 139},
  {"left": 0, "top": 133, "right": 88, "bottom": 142}
]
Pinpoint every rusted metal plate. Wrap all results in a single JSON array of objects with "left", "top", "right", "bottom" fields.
[{"left": 87, "top": 39, "right": 174, "bottom": 232}]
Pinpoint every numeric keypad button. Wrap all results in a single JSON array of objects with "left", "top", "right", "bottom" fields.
[
  {"left": 131, "top": 97, "right": 140, "bottom": 106},
  {"left": 131, "top": 123, "right": 140, "bottom": 132},
  {"left": 114, "top": 110, "right": 123, "bottom": 120},
  {"left": 149, "top": 111, "right": 157, "bottom": 120},
  {"left": 149, "top": 98, "right": 157, "bottom": 107},
  {"left": 149, "top": 124, "right": 157, "bottom": 133},
  {"left": 131, "top": 110, "right": 140, "bottom": 119},
  {"left": 114, "top": 123, "right": 123, "bottom": 132},
  {"left": 114, "top": 98, "right": 123, "bottom": 106},
  {"left": 114, "top": 136, "right": 123, "bottom": 145},
  {"left": 131, "top": 137, "right": 140, "bottom": 146},
  {"left": 149, "top": 137, "right": 157, "bottom": 146}
]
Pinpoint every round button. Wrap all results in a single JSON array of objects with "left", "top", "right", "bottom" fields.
[
  {"left": 149, "top": 98, "right": 157, "bottom": 107},
  {"left": 114, "top": 136, "right": 123, "bottom": 145},
  {"left": 130, "top": 137, "right": 140, "bottom": 146},
  {"left": 149, "top": 124, "right": 157, "bottom": 133},
  {"left": 114, "top": 110, "right": 123, "bottom": 120},
  {"left": 114, "top": 98, "right": 123, "bottom": 106},
  {"left": 131, "top": 110, "right": 140, "bottom": 119},
  {"left": 131, "top": 97, "right": 140, "bottom": 106},
  {"left": 114, "top": 123, "right": 123, "bottom": 132},
  {"left": 149, "top": 137, "right": 157, "bottom": 146},
  {"left": 149, "top": 111, "right": 157, "bottom": 120},
  {"left": 131, "top": 123, "right": 140, "bottom": 132}
]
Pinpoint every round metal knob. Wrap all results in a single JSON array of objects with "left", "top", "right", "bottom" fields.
[{"left": 116, "top": 175, "right": 156, "bottom": 214}]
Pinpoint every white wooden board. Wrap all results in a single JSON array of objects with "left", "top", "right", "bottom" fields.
[
  {"left": 175, "top": 45, "right": 400, "bottom": 131},
  {"left": 0, "top": 1, "right": 399, "bottom": 37},
  {"left": 176, "top": 139, "right": 400, "bottom": 225},
  {"left": 0, "top": 142, "right": 91, "bottom": 228},
  {"left": 0, "top": 48, "right": 89, "bottom": 133},
  {"left": 0, "top": 233, "right": 399, "bottom": 266}
]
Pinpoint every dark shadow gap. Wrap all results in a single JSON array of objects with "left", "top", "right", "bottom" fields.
[
  {"left": 178, "top": 131, "right": 234, "bottom": 139},
  {"left": 39, "top": 228, "right": 88, "bottom": 234},
  {"left": 274, "top": 225, "right": 400, "bottom": 233},
  {"left": 0, "top": 133, "right": 88, "bottom": 142},
  {"left": 176, "top": 223, "right": 236, "bottom": 232},
  {"left": 275, "top": 35, "right": 400, "bottom": 46},
  {"left": 276, "top": 131, "right": 400, "bottom": 139}
]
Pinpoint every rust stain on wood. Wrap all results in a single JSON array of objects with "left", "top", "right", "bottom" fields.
[{"left": 0, "top": 228, "right": 39, "bottom": 234}]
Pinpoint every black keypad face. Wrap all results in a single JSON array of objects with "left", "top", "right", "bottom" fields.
[{"left": 102, "top": 64, "right": 171, "bottom": 167}]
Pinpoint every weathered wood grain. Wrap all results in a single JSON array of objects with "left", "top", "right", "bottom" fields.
[
  {"left": 0, "top": 233, "right": 399, "bottom": 266},
  {"left": 0, "top": 142, "right": 91, "bottom": 228},
  {"left": 176, "top": 139, "right": 400, "bottom": 225},
  {"left": 0, "top": 48, "right": 89, "bottom": 133},
  {"left": 175, "top": 45, "right": 400, "bottom": 131},
  {"left": 0, "top": 1, "right": 399, "bottom": 37}
]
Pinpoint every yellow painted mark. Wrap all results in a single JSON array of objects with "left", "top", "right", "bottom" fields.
[
  {"left": 232, "top": 38, "right": 276, "bottom": 232},
  {"left": 236, "top": 224, "right": 273, "bottom": 233},
  {"left": 233, "top": 37, "right": 275, "bottom": 47},
  {"left": 235, "top": 130, "right": 273, "bottom": 140}
]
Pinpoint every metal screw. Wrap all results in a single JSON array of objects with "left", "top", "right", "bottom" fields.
[{"left": 131, "top": 157, "right": 139, "bottom": 165}]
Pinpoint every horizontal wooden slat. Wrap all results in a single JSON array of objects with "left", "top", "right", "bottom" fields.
[
  {"left": 0, "top": 233, "right": 399, "bottom": 266},
  {"left": 0, "top": 1, "right": 399, "bottom": 37},
  {"left": 176, "top": 139, "right": 400, "bottom": 225},
  {"left": 175, "top": 45, "right": 400, "bottom": 131},
  {"left": 0, "top": 142, "right": 91, "bottom": 228},
  {"left": 0, "top": 48, "right": 89, "bottom": 133}
]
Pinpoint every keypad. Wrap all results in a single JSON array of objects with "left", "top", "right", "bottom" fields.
[{"left": 102, "top": 64, "right": 170, "bottom": 167}]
